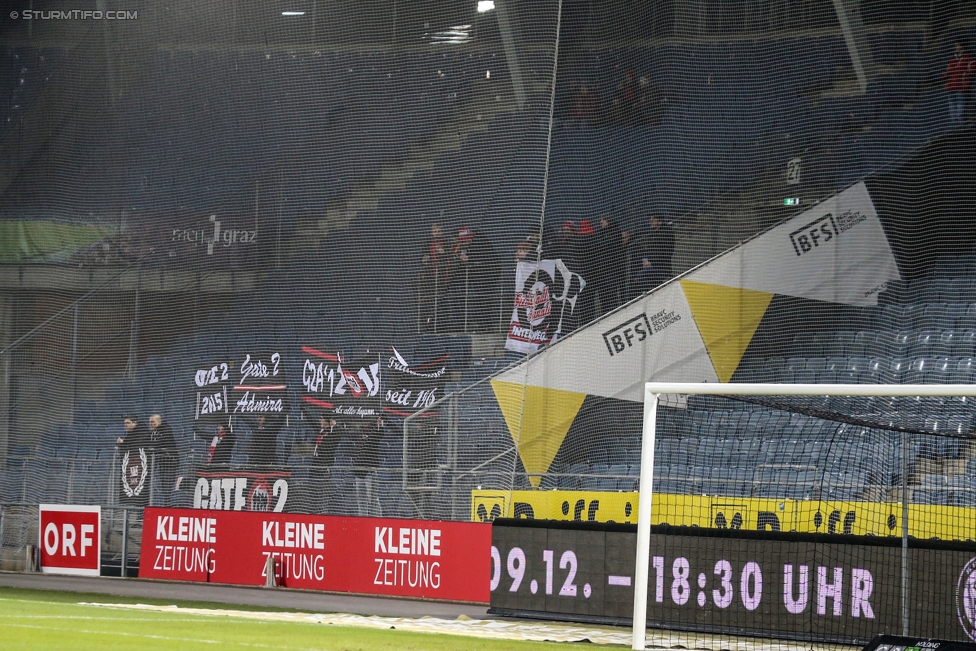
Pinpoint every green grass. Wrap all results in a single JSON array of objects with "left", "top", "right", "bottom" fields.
[{"left": 0, "top": 587, "right": 616, "bottom": 651}]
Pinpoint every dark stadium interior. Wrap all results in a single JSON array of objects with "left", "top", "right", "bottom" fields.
[{"left": 4, "top": 0, "right": 976, "bottom": 554}]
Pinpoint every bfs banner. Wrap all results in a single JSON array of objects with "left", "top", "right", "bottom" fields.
[
  {"left": 505, "top": 259, "right": 586, "bottom": 354},
  {"left": 139, "top": 507, "right": 491, "bottom": 603}
]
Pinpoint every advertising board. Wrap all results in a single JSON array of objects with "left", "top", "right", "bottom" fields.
[
  {"left": 38, "top": 504, "right": 100, "bottom": 576},
  {"left": 139, "top": 508, "right": 491, "bottom": 603},
  {"left": 472, "top": 489, "right": 976, "bottom": 542},
  {"left": 490, "top": 519, "right": 976, "bottom": 644}
]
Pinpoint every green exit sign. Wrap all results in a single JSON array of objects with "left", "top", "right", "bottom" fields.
[{"left": 783, "top": 197, "right": 801, "bottom": 206}]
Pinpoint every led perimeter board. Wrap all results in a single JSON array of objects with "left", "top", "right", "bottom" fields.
[{"left": 489, "top": 519, "right": 976, "bottom": 644}]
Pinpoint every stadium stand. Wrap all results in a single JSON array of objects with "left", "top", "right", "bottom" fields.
[{"left": 3, "top": 0, "right": 976, "bottom": 531}]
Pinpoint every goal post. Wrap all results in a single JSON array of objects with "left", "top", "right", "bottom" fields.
[{"left": 633, "top": 382, "right": 976, "bottom": 651}]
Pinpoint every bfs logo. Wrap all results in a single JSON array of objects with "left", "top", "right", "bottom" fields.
[
  {"left": 603, "top": 314, "right": 652, "bottom": 356},
  {"left": 789, "top": 213, "right": 838, "bottom": 257}
]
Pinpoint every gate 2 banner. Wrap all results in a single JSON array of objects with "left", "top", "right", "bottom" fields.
[
  {"left": 192, "top": 358, "right": 232, "bottom": 423},
  {"left": 139, "top": 507, "right": 491, "bottom": 603},
  {"left": 505, "top": 259, "right": 586, "bottom": 354}
]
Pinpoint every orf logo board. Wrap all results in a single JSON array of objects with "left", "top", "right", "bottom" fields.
[{"left": 38, "top": 504, "right": 100, "bottom": 576}]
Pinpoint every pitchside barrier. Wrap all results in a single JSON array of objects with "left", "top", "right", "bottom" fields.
[
  {"left": 0, "top": 504, "right": 142, "bottom": 576},
  {"left": 1, "top": 502, "right": 492, "bottom": 602},
  {"left": 138, "top": 507, "right": 491, "bottom": 602},
  {"left": 470, "top": 490, "right": 976, "bottom": 540}
]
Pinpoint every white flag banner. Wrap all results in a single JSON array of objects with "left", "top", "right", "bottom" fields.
[
  {"left": 496, "top": 281, "right": 719, "bottom": 400},
  {"left": 686, "top": 182, "right": 900, "bottom": 306},
  {"left": 504, "top": 259, "right": 586, "bottom": 354},
  {"left": 494, "top": 181, "right": 902, "bottom": 402}
]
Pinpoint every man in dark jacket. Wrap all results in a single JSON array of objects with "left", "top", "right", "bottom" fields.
[
  {"left": 453, "top": 225, "right": 502, "bottom": 332},
  {"left": 418, "top": 223, "right": 450, "bottom": 333},
  {"left": 311, "top": 416, "right": 340, "bottom": 514},
  {"left": 149, "top": 413, "right": 180, "bottom": 504},
  {"left": 208, "top": 422, "right": 235, "bottom": 467},
  {"left": 632, "top": 215, "right": 675, "bottom": 297},
  {"left": 574, "top": 219, "right": 598, "bottom": 325},
  {"left": 353, "top": 417, "right": 383, "bottom": 517},
  {"left": 546, "top": 221, "right": 580, "bottom": 269},
  {"left": 595, "top": 216, "right": 625, "bottom": 312},
  {"left": 247, "top": 414, "right": 281, "bottom": 469},
  {"left": 117, "top": 414, "right": 151, "bottom": 506}
]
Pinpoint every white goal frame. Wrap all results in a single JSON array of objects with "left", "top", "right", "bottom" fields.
[{"left": 633, "top": 382, "right": 976, "bottom": 650}]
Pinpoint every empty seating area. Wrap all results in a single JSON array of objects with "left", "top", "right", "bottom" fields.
[
  {"left": 4, "top": 28, "right": 967, "bottom": 252},
  {"left": 0, "top": 46, "right": 65, "bottom": 135},
  {"left": 546, "top": 29, "right": 952, "bottom": 220},
  {"left": 541, "top": 408, "right": 976, "bottom": 507}
]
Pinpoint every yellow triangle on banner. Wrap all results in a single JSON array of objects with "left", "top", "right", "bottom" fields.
[
  {"left": 680, "top": 280, "right": 774, "bottom": 383},
  {"left": 490, "top": 380, "right": 586, "bottom": 488}
]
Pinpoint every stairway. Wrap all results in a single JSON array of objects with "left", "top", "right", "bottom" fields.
[{"left": 294, "top": 83, "right": 521, "bottom": 243}]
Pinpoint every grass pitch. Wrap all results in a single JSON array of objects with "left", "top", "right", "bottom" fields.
[{"left": 0, "top": 587, "right": 616, "bottom": 651}]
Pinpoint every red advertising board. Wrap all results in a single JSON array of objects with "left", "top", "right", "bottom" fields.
[
  {"left": 38, "top": 504, "right": 101, "bottom": 576},
  {"left": 138, "top": 508, "right": 491, "bottom": 603}
]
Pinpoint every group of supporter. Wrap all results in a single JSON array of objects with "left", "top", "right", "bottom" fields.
[
  {"left": 417, "top": 223, "right": 502, "bottom": 333},
  {"left": 419, "top": 213, "right": 675, "bottom": 334},
  {"left": 115, "top": 413, "right": 180, "bottom": 505},
  {"left": 562, "top": 69, "right": 664, "bottom": 127},
  {"left": 510, "top": 213, "right": 676, "bottom": 326},
  {"left": 116, "top": 410, "right": 388, "bottom": 516}
]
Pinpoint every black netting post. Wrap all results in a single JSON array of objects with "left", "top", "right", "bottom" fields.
[
  {"left": 901, "top": 427, "right": 909, "bottom": 635},
  {"left": 120, "top": 508, "right": 128, "bottom": 578}
]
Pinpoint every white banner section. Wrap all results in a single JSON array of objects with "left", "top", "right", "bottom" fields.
[
  {"left": 687, "top": 182, "right": 900, "bottom": 306},
  {"left": 504, "top": 259, "right": 585, "bottom": 355},
  {"left": 496, "top": 282, "right": 718, "bottom": 401}
]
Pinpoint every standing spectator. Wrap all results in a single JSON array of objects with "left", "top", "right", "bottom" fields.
[
  {"left": 947, "top": 41, "right": 975, "bottom": 125},
  {"left": 353, "top": 416, "right": 383, "bottom": 517},
  {"left": 611, "top": 70, "right": 639, "bottom": 125},
  {"left": 311, "top": 416, "right": 340, "bottom": 514},
  {"left": 117, "top": 414, "right": 150, "bottom": 507},
  {"left": 149, "top": 413, "right": 180, "bottom": 504},
  {"left": 638, "top": 76, "right": 664, "bottom": 126},
  {"left": 547, "top": 221, "right": 580, "bottom": 269},
  {"left": 575, "top": 219, "right": 598, "bottom": 324},
  {"left": 568, "top": 82, "right": 601, "bottom": 126},
  {"left": 247, "top": 414, "right": 280, "bottom": 468},
  {"left": 514, "top": 231, "right": 541, "bottom": 264},
  {"left": 418, "top": 223, "right": 450, "bottom": 333},
  {"left": 595, "top": 216, "right": 625, "bottom": 312},
  {"left": 631, "top": 215, "right": 675, "bottom": 297},
  {"left": 621, "top": 229, "right": 634, "bottom": 298},
  {"left": 453, "top": 225, "right": 502, "bottom": 332},
  {"left": 208, "top": 422, "right": 235, "bottom": 467}
]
